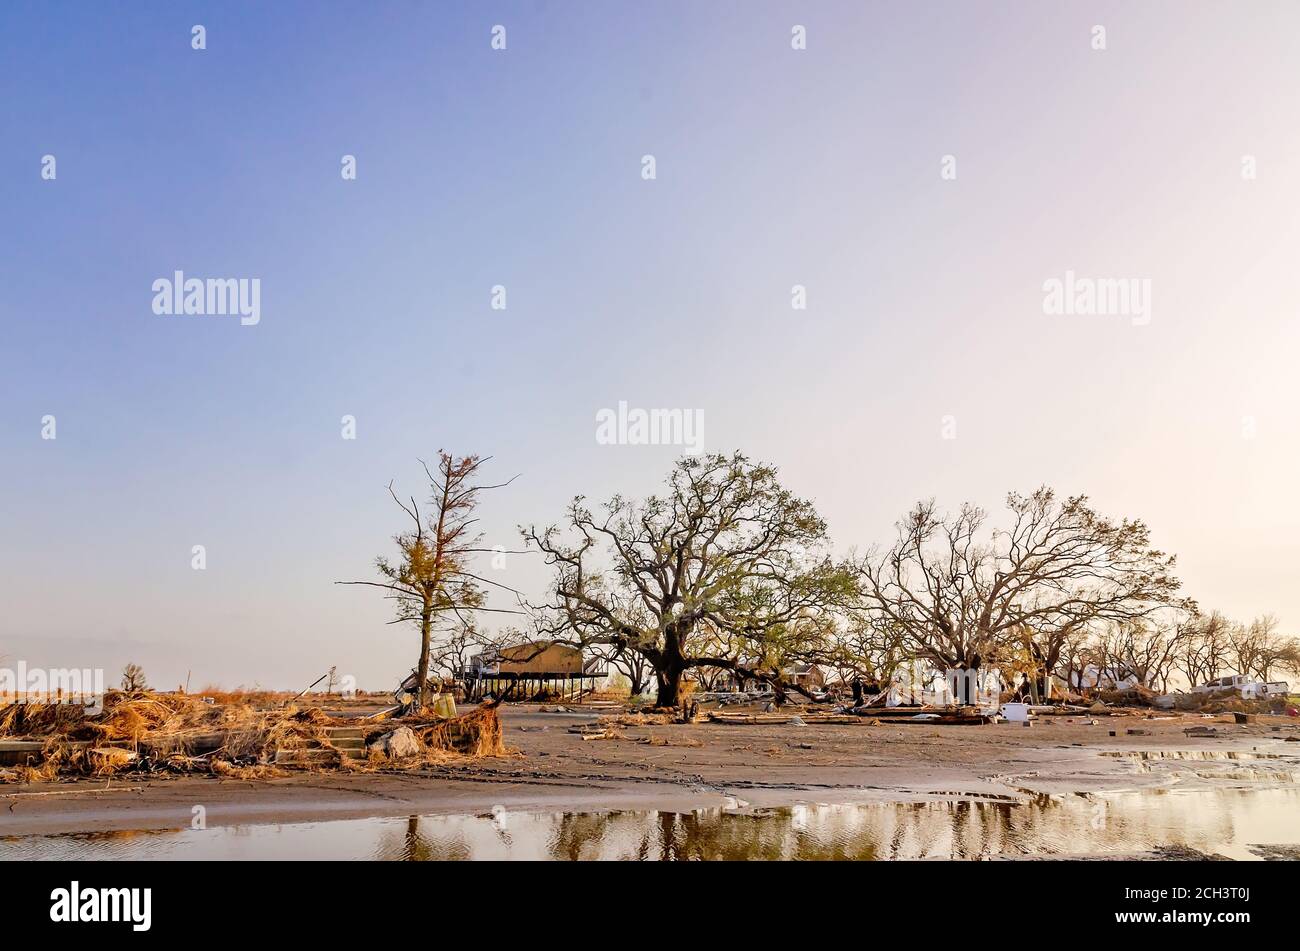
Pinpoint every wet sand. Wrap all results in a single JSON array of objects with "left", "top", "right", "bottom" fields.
[{"left": 4, "top": 705, "right": 1298, "bottom": 837}]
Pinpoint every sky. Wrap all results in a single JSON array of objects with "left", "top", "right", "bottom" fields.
[{"left": 2, "top": 1, "right": 1298, "bottom": 691}]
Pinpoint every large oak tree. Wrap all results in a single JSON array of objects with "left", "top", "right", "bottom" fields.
[
  {"left": 857, "top": 488, "right": 1187, "bottom": 699},
  {"left": 525, "top": 452, "right": 855, "bottom": 706}
]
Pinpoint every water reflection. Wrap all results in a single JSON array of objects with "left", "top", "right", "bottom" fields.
[
  {"left": 1099, "top": 749, "right": 1299, "bottom": 782},
  {"left": 359, "top": 789, "right": 1300, "bottom": 861},
  {"left": 5, "top": 787, "right": 1299, "bottom": 861},
  {"left": 338, "top": 789, "right": 1300, "bottom": 861}
]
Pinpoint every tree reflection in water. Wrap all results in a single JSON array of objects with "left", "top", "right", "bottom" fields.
[
  {"left": 370, "top": 790, "right": 1300, "bottom": 861},
  {"left": 7, "top": 788, "right": 1298, "bottom": 860}
]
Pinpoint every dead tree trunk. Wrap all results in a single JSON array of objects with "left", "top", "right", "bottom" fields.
[{"left": 416, "top": 606, "right": 434, "bottom": 709}]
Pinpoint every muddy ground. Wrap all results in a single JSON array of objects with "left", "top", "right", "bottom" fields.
[{"left": 3, "top": 705, "right": 1298, "bottom": 837}]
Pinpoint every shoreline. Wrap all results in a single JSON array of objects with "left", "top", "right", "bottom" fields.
[{"left": 4, "top": 705, "right": 1298, "bottom": 839}]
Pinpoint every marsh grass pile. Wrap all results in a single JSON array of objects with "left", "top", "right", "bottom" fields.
[
  {"left": 408, "top": 702, "right": 507, "bottom": 757},
  {"left": 0, "top": 690, "right": 508, "bottom": 783},
  {"left": 1170, "top": 691, "right": 1295, "bottom": 715}
]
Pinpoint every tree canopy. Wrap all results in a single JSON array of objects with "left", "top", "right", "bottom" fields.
[{"left": 525, "top": 452, "right": 856, "bottom": 706}]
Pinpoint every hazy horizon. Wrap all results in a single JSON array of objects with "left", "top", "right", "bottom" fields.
[{"left": 3, "top": 1, "right": 1298, "bottom": 690}]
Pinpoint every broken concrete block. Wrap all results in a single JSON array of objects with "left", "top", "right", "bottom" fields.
[{"left": 368, "top": 725, "right": 420, "bottom": 759}]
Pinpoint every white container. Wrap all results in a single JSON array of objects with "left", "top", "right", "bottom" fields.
[{"left": 1000, "top": 702, "right": 1030, "bottom": 722}]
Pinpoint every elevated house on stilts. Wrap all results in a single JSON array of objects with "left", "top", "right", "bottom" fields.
[{"left": 461, "top": 641, "right": 607, "bottom": 702}]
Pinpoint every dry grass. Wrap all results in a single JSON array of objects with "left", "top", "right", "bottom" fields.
[
  {"left": 411, "top": 703, "right": 507, "bottom": 757},
  {"left": 604, "top": 711, "right": 676, "bottom": 727},
  {"left": 0, "top": 691, "right": 269, "bottom": 745},
  {"left": 210, "top": 761, "right": 289, "bottom": 780},
  {"left": 0, "top": 701, "right": 87, "bottom": 738},
  {"left": 581, "top": 727, "right": 627, "bottom": 741},
  {"left": 0, "top": 691, "right": 509, "bottom": 783},
  {"left": 585, "top": 688, "right": 633, "bottom": 702},
  {"left": 192, "top": 686, "right": 290, "bottom": 707},
  {"left": 642, "top": 734, "right": 703, "bottom": 748}
]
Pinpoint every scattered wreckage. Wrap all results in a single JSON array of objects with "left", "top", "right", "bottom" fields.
[{"left": 0, "top": 684, "right": 506, "bottom": 783}]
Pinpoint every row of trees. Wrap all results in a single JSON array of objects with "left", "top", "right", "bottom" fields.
[
  {"left": 1059, "top": 612, "right": 1300, "bottom": 695},
  {"left": 346, "top": 451, "right": 1298, "bottom": 707}
]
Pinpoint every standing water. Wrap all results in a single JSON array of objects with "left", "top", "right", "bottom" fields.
[{"left": 4, "top": 787, "right": 1299, "bottom": 860}]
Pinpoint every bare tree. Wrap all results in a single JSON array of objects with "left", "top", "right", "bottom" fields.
[
  {"left": 1175, "top": 611, "right": 1234, "bottom": 688},
  {"left": 1227, "top": 615, "right": 1300, "bottom": 682},
  {"left": 1056, "top": 626, "right": 1094, "bottom": 693},
  {"left": 1266, "top": 639, "right": 1300, "bottom": 683},
  {"left": 819, "top": 614, "right": 909, "bottom": 694},
  {"left": 1167, "top": 612, "right": 1300, "bottom": 688},
  {"left": 1095, "top": 618, "right": 1186, "bottom": 692},
  {"left": 120, "top": 663, "right": 148, "bottom": 692},
  {"left": 857, "top": 489, "right": 1188, "bottom": 697},
  {"left": 611, "top": 644, "right": 654, "bottom": 697},
  {"left": 586, "top": 642, "right": 655, "bottom": 696},
  {"left": 525, "top": 452, "right": 855, "bottom": 707},
  {"left": 337, "top": 453, "right": 522, "bottom": 709},
  {"left": 430, "top": 620, "right": 487, "bottom": 680}
]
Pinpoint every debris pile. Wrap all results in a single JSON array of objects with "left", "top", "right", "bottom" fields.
[
  {"left": 1092, "top": 684, "right": 1292, "bottom": 715},
  {"left": 1095, "top": 685, "right": 1161, "bottom": 707},
  {"left": 406, "top": 701, "right": 506, "bottom": 757},
  {"left": 1165, "top": 690, "right": 1290, "bottom": 715},
  {"left": 603, "top": 711, "right": 677, "bottom": 727},
  {"left": 0, "top": 690, "right": 508, "bottom": 783}
]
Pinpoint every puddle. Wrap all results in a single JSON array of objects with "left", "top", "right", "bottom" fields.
[{"left": 3, "top": 787, "right": 1299, "bottom": 860}]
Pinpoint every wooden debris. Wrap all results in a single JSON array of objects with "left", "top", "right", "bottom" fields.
[
  {"left": 709, "top": 712, "right": 802, "bottom": 725},
  {"left": 1, "top": 690, "right": 508, "bottom": 782}
]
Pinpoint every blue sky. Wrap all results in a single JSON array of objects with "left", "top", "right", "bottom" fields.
[{"left": 3, "top": 1, "right": 1299, "bottom": 689}]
